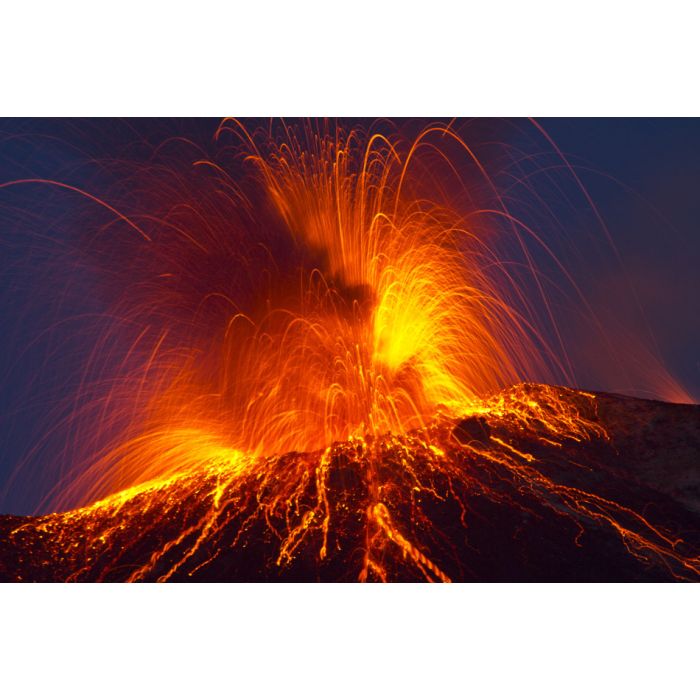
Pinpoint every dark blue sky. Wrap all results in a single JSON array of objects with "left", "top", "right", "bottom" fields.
[
  {"left": 0, "top": 118, "right": 698, "bottom": 515},
  {"left": 539, "top": 118, "right": 699, "bottom": 399}
]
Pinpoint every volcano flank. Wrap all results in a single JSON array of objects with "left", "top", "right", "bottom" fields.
[{"left": 1, "top": 384, "right": 699, "bottom": 582}]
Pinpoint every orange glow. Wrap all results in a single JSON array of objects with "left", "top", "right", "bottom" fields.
[{"left": 70, "top": 120, "right": 565, "bottom": 499}]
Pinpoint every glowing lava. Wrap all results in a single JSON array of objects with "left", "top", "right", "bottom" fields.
[
  {"left": 4, "top": 385, "right": 700, "bottom": 582},
  {"left": 1, "top": 119, "right": 697, "bottom": 582}
]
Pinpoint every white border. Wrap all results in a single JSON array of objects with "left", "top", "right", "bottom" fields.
[
  {"left": 1, "top": 4, "right": 698, "bottom": 698},
  {"left": 1, "top": 584, "right": 697, "bottom": 699},
  {"left": 1, "top": 1, "right": 699, "bottom": 115}
]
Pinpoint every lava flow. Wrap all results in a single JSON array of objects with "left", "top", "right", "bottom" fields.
[
  {"left": 2, "top": 384, "right": 700, "bottom": 582},
  {"left": 1, "top": 119, "right": 698, "bottom": 582}
]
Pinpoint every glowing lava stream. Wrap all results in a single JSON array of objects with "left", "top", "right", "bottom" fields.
[
  {"left": 8, "top": 385, "right": 700, "bottom": 582},
  {"left": 4, "top": 119, "right": 698, "bottom": 581}
]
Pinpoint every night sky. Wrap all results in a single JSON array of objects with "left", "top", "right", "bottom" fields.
[
  {"left": 540, "top": 118, "right": 699, "bottom": 401},
  {"left": 0, "top": 118, "right": 698, "bottom": 515}
]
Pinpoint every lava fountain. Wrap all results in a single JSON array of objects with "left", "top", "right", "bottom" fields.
[{"left": 1, "top": 118, "right": 698, "bottom": 582}]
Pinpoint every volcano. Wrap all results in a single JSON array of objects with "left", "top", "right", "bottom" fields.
[
  {"left": 1, "top": 384, "right": 698, "bottom": 582},
  {"left": 3, "top": 120, "right": 696, "bottom": 584}
]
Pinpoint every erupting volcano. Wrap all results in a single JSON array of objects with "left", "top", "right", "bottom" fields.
[{"left": 0, "top": 118, "right": 698, "bottom": 582}]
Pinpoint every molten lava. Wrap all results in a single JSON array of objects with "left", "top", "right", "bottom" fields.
[
  {"left": 3, "top": 385, "right": 699, "bottom": 582},
  {"left": 1, "top": 119, "right": 697, "bottom": 582}
]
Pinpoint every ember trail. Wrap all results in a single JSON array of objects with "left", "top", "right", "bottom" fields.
[{"left": 1, "top": 119, "right": 698, "bottom": 582}]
